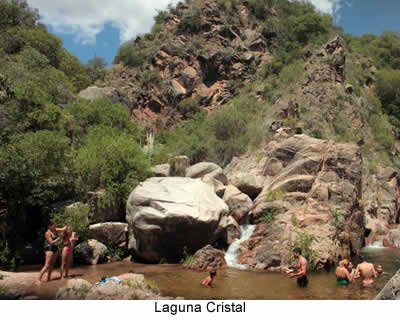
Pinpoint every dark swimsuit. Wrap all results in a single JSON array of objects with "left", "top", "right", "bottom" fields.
[
  {"left": 44, "top": 232, "right": 58, "bottom": 252},
  {"left": 297, "top": 275, "right": 309, "bottom": 287}
]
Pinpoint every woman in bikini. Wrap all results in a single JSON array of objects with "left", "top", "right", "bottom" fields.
[
  {"left": 336, "top": 259, "right": 353, "bottom": 285},
  {"left": 60, "top": 227, "right": 78, "bottom": 279},
  {"left": 38, "top": 221, "right": 65, "bottom": 282}
]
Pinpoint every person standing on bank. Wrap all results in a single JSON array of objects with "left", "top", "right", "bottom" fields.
[
  {"left": 37, "top": 221, "right": 65, "bottom": 282},
  {"left": 285, "top": 248, "right": 309, "bottom": 287}
]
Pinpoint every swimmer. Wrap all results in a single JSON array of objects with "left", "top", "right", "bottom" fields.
[
  {"left": 355, "top": 256, "right": 377, "bottom": 288},
  {"left": 201, "top": 269, "right": 217, "bottom": 287},
  {"left": 336, "top": 259, "right": 353, "bottom": 285},
  {"left": 285, "top": 248, "right": 308, "bottom": 287}
]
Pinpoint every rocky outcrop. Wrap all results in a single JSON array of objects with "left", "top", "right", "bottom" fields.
[
  {"left": 233, "top": 134, "right": 364, "bottom": 269},
  {"left": 56, "top": 273, "right": 175, "bottom": 300},
  {"left": 363, "top": 167, "right": 400, "bottom": 245},
  {"left": 151, "top": 164, "right": 171, "bottom": 177},
  {"left": 74, "top": 239, "right": 108, "bottom": 265},
  {"left": 225, "top": 153, "right": 266, "bottom": 199},
  {"left": 223, "top": 185, "right": 253, "bottom": 224},
  {"left": 89, "top": 223, "right": 128, "bottom": 249},
  {"left": 375, "top": 269, "right": 400, "bottom": 300},
  {"left": 187, "top": 245, "right": 227, "bottom": 271},
  {"left": 101, "top": 0, "right": 272, "bottom": 129},
  {"left": 126, "top": 177, "right": 232, "bottom": 262},
  {"left": 78, "top": 86, "right": 124, "bottom": 104}
]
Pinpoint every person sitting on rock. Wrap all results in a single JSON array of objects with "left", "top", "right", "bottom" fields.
[
  {"left": 285, "top": 248, "right": 308, "bottom": 287},
  {"left": 355, "top": 256, "right": 377, "bottom": 288},
  {"left": 336, "top": 259, "right": 353, "bottom": 285},
  {"left": 201, "top": 269, "right": 217, "bottom": 287}
]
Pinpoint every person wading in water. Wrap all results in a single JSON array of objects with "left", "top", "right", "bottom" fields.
[
  {"left": 285, "top": 248, "right": 308, "bottom": 287},
  {"left": 60, "top": 227, "right": 78, "bottom": 280},
  {"left": 201, "top": 269, "right": 217, "bottom": 287},
  {"left": 355, "top": 256, "right": 377, "bottom": 288},
  {"left": 336, "top": 259, "right": 353, "bottom": 285},
  {"left": 37, "top": 221, "right": 65, "bottom": 282}
]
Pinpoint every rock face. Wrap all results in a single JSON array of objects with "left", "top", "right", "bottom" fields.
[
  {"left": 151, "top": 164, "right": 171, "bottom": 177},
  {"left": 223, "top": 185, "right": 253, "bottom": 224},
  {"left": 225, "top": 154, "right": 266, "bottom": 199},
  {"left": 89, "top": 223, "right": 128, "bottom": 248},
  {"left": 78, "top": 86, "right": 123, "bottom": 104},
  {"left": 126, "top": 177, "right": 230, "bottom": 262},
  {"left": 74, "top": 239, "right": 108, "bottom": 265},
  {"left": 363, "top": 167, "right": 400, "bottom": 246},
  {"left": 375, "top": 269, "right": 400, "bottom": 300},
  {"left": 101, "top": 0, "right": 272, "bottom": 130},
  {"left": 233, "top": 134, "right": 364, "bottom": 269},
  {"left": 187, "top": 245, "right": 227, "bottom": 271}
]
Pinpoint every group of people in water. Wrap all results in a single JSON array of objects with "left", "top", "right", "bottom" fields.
[
  {"left": 37, "top": 221, "right": 78, "bottom": 283},
  {"left": 201, "top": 247, "right": 386, "bottom": 289}
]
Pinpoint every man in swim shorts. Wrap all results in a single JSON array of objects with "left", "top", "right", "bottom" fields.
[
  {"left": 201, "top": 269, "right": 217, "bottom": 287},
  {"left": 286, "top": 248, "right": 308, "bottom": 287}
]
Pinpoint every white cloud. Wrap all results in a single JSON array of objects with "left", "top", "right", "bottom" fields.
[
  {"left": 27, "top": 0, "right": 349, "bottom": 45},
  {"left": 27, "top": 0, "right": 180, "bottom": 44},
  {"left": 306, "top": 0, "right": 349, "bottom": 22}
]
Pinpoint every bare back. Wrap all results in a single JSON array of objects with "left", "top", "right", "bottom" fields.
[{"left": 356, "top": 262, "right": 377, "bottom": 287}]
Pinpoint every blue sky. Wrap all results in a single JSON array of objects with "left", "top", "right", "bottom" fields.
[{"left": 27, "top": 0, "right": 400, "bottom": 66}]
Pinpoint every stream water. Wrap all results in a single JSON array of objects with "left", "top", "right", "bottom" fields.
[{"left": 14, "top": 245, "right": 400, "bottom": 300}]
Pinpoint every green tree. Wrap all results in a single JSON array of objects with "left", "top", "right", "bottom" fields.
[
  {"left": 87, "top": 56, "right": 107, "bottom": 82},
  {"left": 73, "top": 126, "right": 151, "bottom": 211}
]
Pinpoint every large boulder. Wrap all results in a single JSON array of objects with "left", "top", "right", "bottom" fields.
[
  {"left": 187, "top": 245, "right": 227, "bottom": 271},
  {"left": 74, "top": 239, "right": 108, "bottom": 265},
  {"left": 225, "top": 154, "right": 266, "bottom": 199},
  {"left": 228, "top": 135, "right": 364, "bottom": 269},
  {"left": 375, "top": 269, "right": 400, "bottom": 300},
  {"left": 223, "top": 185, "right": 253, "bottom": 224},
  {"left": 89, "top": 223, "right": 128, "bottom": 248},
  {"left": 151, "top": 164, "right": 171, "bottom": 177},
  {"left": 78, "top": 86, "right": 121, "bottom": 103},
  {"left": 56, "top": 279, "right": 92, "bottom": 300},
  {"left": 185, "top": 162, "right": 228, "bottom": 185},
  {"left": 126, "top": 177, "right": 230, "bottom": 262}
]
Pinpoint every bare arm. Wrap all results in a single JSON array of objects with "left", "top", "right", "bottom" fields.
[
  {"left": 56, "top": 227, "right": 66, "bottom": 232},
  {"left": 45, "top": 232, "right": 60, "bottom": 245},
  {"left": 290, "top": 260, "right": 306, "bottom": 278},
  {"left": 345, "top": 269, "right": 353, "bottom": 282}
]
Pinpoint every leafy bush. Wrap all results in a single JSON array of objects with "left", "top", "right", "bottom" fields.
[
  {"left": 376, "top": 69, "right": 400, "bottom": 121},
  {"left": 73, "top": 126, "right": 151, "bottom": 210},
  {"left": 176, "top": 14, "right": 202, "bottom": 34},
  {"left": 330, "top": 207, "right": 342, "bottom": 225},
  {"left": 257, "top": 208, "right": 277, "bottom": 223},
  {"left": 63, "top": 98, "right": 143, "bottom": 144},
  {"left": 51, "top": 204, "right": 90, "bottom": 242},
  {"left": 114, "top": 42, "right": 147, "bottom": 67},
  {"left": 288, "top": 229, "right": 317, "bottom": 269},
  {"left": 0, "top": 0, "right": 38, "bottom": 30}
]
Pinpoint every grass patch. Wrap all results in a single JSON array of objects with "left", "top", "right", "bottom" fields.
[
  {"left": 257, "top": 208, "right": 277, "bottom": 223},
  {"left": 330, "top": 207, "right": 342, "bottom": 225},
  {"left": 144, "top": 279, "right": 160, "bottom": 293}
]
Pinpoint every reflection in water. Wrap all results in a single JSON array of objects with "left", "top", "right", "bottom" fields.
[{"left": 15, "top": 247, "right": 400, "bottom": 300}]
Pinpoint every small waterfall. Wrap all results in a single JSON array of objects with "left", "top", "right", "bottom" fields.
[
  {"left": 365, "top": 240, "right": 385, "bottom": 249},
  {"left": 225, "top": 223, "right": 256, "bottom": 269}
]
